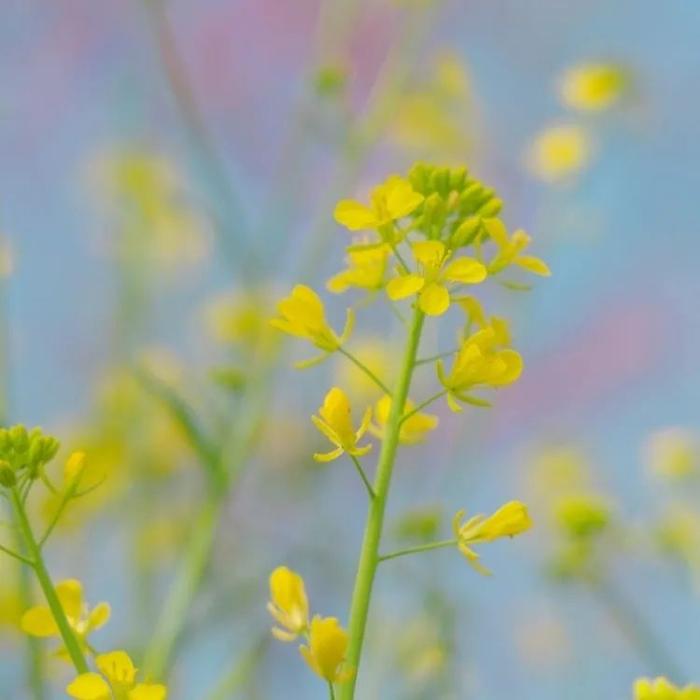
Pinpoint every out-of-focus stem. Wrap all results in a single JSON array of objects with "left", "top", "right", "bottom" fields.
[
  {"left": 11, "top": 489, "right": 89, "bottom": 674},
  {"left": 340, "top": 308, "right": 425, "bottom": 700}
]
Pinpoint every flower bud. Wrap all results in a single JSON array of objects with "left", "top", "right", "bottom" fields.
[
  {"left": 0, "top": 460, "right": 15, "bottom": 487},
  {"left": 9, "top": 425, "right": 28, "bottom": 452}
]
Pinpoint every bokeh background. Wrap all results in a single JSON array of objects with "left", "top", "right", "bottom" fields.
[{"left": 2, "top": 0, "right": 700, "bottom": 698}]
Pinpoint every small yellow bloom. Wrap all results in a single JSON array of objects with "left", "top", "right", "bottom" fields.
[
  {"left": 645, "top": 427, "right": 699, "bottom": 481},
  {"left": 452, "top": 501, "right": 532, "bottom": 574},
  {"left": 270, "top": 285, "right": 353, "bottom": 365},
  {"left": 311, "top": 388, "right": 372, "bottom": 462},
  {"left": 21, "top": 579, "right": 110, "bottom": 655},
  {"left": 483, "top": 219, "right": 551, "bottom": 277},
  {"left": 560, "top": 62, "right": 626, "bottom": 112},
  {"left": 67, "top": 650, "right": 167, "bottom": 700},
  {"left": 554, "top": 495, "right": 610, "bottom": 539},
  {"left": 299, "top": 615, "right": 354, "bottom": 684},
  {"left": 369, "top": 395, "right": 438, "bottom": 445},
  {"left": 437, "top": 321, "right": 523, "bottom": 412},
  {"left": 267, "top": 566, "right": 310, "bottom": 641},
  {"left": 334, "top": 175, "right": 424, "bottom": 233},
  {"left": 386, "top": 240, "right": 486, "bottom": 316},
  {"left": 64, "top": 451, "right": 87, "bottom": 483},
  {"left": 634, "top": 677, "right": 700, "bottom": 700},
  {"left": 527, "top": 124, "right": 591, "bottom": 183},
  {"left": 327, "top": 245, "right": 390, "bottom": 294}
]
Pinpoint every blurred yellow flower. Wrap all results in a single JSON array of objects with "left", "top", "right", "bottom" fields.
[
  {"left": 333, "top": 175, "right": 424, "bottom": 233},
  {"left": 299, "top": 615, "right": 354, "bottom": 684},
  {"left": 311, "top": 388, "right": 372, "bottom": 462},
  {"left": 484, "top": 219, "right": 551, "bottom": 277},
  {"left": 205, "top": 290, "right": 275, "bottom": 350},
  {"left": 437, "top": 321, "right": 523, "bottom": 411},
  {"left": 271, "top": 285, "right": 354, "bottom": 363},
  {"left": 22, "top": 579, "right": 110, "bottom": 654},
  {"left": 560, "top": 62, "right": 626, "bottom": 112},
  {"left": 554, "top": 495, "right": 610, "bottom": 539},
  {"left": 634, "top": 677, "right": 700, "bottom": 700},
  {"left": 64, "top": 451, "right": 87, "bottom": 484},
  {"left": 386, "top": 240, "right": 486, "bottom": 316},
  {"left": 67, "top": 650, "right": 167, "bottom": 700},
  {"left": 452, "top": 501, "right": 532, "bottom": 574},
  {"left": 369, "top": 395, "right": 438, "bottom": 445},
  {"left": 527, "top": 124, "right": 591, "bottom": 183},
  {"left": 334, "top": 338, "right": 393, "bottom": 401},
  {"left": 327, "top": 245, "right": 390, "bottom": 295},
  {"left": 645, "top": 427, "right": 699, "bottom": 481},
  {"left": 267, "top": 566, "right": 309, "bottom": 641}
]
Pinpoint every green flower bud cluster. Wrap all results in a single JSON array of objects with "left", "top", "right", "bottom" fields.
[
  {"left": 0, "top": 425, "right": 60, "bottom": 486},
  {"left": 407, "top": 163, "right": 503, "bottom": 243}
]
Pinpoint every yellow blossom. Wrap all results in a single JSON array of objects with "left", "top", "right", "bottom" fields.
[
  {"left": 645, "top": 427, "right": 699, "bottom": 481},
  {"left": 270, "top": 285, "right": 354, "bottom": 365},
  {"left": 64, "top": 451, "right": 87, "bottom": 484},
  {"left": 299, "top": 615, "right": 354, "bottom": 684},
  {"left": 437, "top": 321, "right": 523, "bottom": 411},
  {"left": 267, "top": 566, "right": 310, "bottom": 641},
  {"left": 483, "top": 219, "right": 551, "bottom": 277},
  {"left": 311, "top": 388, "right": 372, "bottom": 462},
  {"left": 67, "top": 650, "right": 167, "bottom": 700},
  {"left": 560, "top": 62, "right": 626, "bottom": 112},
  {"left": 527, "top": 124, "right": 591, "bottom": 183},
  {"left": 327, "top": 245, "right": 391, "bottom": 294},
  {"left": 369, "top": 395, "right": 438, "bottom": 445},
  {"left": 554, "top": 495, "right": 610, "bottom": 539},
  {"left": 386, "top": 240, "right": 486, "bottom": 316},
  {"left": 21, "top": 579, "right": 110, "bottom": 654},
  {"left": 452, "top": 501, "right": 532, "bottom": 574},
  {"left": 634, "top": 677, "right": 700, "bottom": 700},
  {"left": 334, "top": 175, "right": 424, "bottom": 233}
]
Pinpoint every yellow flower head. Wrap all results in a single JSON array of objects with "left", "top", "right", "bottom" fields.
[
  {"left": 645, "top": 427, "right": 699, "bottom": 481},
  {"left": 386, "top": 240, "right": 486, "bottom": 316},
  {"left": 334, "top": 175, "right": 424, "bottom": 233},
  {"left": 634, "top": 677, "right": 700, "bottom": 700},
  {"left": 327, "top": 245, "right": 391, "bottom": 294},
  {"left": 65, "top": 451, "right": 87, "bottom": 484},
  {"left": 270, "top": 285, "right": 354, "bottom": 363},
  {"left": 560, "top": 62, "right": 626, "bottom": 112},
  {"left": 554, "top": 495, "right": 610, "bottom": 540},
  {"left": 437, "top": 321, "right": 523, "bottom": 411},
  {"left": 21, "top": 579, "right": 110, "bottom": 655},
  {"left": 299, "top": 615, "right": 355, "bottom": 684},
  {"left": 267, "top": 566, "right": 310, "bottom": 641},
  {"left": 484, "top": 219, "right": 551, "bottom": 277},
  {"left": 66, "top": 650, "right": 167, "bottom": 700},
  {"left": 527, "top": 124, "right": 591, "bottom": 183},
  {"left": 312, "top": 388, "right": 372, "bottom": 462},
  {"left": 370, "top": 395, "right": 438, "bottom": 445},
  {"left": 452, "top": 501, "right": 532, "bottom": 575}
]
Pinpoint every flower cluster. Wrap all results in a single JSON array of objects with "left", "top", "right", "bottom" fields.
[
  {"left": 634, "top": 677, "right": 700, "bottom": 700},
  {"left": 268, "top": 566, "right": 354, "bottom": 685}
]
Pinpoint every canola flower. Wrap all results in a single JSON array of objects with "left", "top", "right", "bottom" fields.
[
  {"left": 267, "top": 566, "right": 309, "bottom": 641},
  {"left": 634, "top": 677, "right": 700, "bottom": 700},
  {"left": 66, "top": 650, "right": 167, "bottom": 700},
  {"left": 559, "top": 62, "right": 626, "bottom": 112},
  {"left": 271, "top": 163, "right": 547, "bottom": 699},
  {"left": 527, "top": 124, "right": 591, "bottom": 183}
]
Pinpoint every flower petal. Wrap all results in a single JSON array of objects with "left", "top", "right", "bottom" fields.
[
  {"left": 21, "top": 606, "right": 58, "bottom": 637},
  {"left": 418, "top": 283, "right": 450, "bottom": 316},
  {"left": 66, "top": 673, "right": 111, "bottom": 700},
  {"left": 443, "top": 257, "right": 487, "bottom": 284},
  {"left": 514, "top": 255, "right": 551, "bottom": 276},
  {"left": 333, "top": 200, "right": 378, "bottom": 231},
  {"left": 386, "top": 274, "right": 424, "bottom": 301}
]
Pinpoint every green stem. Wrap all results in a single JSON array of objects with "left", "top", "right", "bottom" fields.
[
  {"left": 415, "top": 349, "right": 457, "bottom": 366},
  {"left": 142, "top": 496, "right": 223, "bottom": 679},
  {"left": 339, "top": 308, "right": 424, "bottom": 700},
  {"left": 349, "top": 455, "right": 375, "bottom": 500},
  {"left": 329, "top": 681, "right": 336, "bottom": 700},
  {"left": 338, "top": 347, "right": 391, "bottom": 395},
  {"left": 378, "top": 539, "right": 456, "bottom": 564},
  {"left": 10, "top": 489, "right": 89, "bottom": 674},
  {"left": 400, "top": 390, "right": 446, "bottom": 425}
]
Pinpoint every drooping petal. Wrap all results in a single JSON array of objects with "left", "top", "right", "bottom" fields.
[
  {"left": 333, "top": 200, "right": 378, "bottom": 231},
  {"left": 482, "top": 218, "right": 509, "bottom": 247},
  {"left": 65, "top": 673, "right": 111, "bottom": 700},
  {"left": 514, "top": 255, "right": 551, "bottom": 276},
  {"left": 21, "top": 606, "right": 59, "bottom": 637},
  {"left": 313, "top": 447, "right": 345, "bottom": 463},
  {"left": 87, "top": 603, "right": 111, "bottom": 632},
  {"left": 386, "top": 274, "right": 424, "bottom": 300},
  {"left": 418, "top": 283, "right": 450, "bottom": 316}
]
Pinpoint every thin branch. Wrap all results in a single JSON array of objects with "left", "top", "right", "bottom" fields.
[
  {"left": 415, "top": 350, "right": 457, "bottom": 366},
  {"left": 378, "top": 539, "right": 457, "bottom": 564},
  {"left": 399, "top": 390, "right": 446, "bottom": 425},
  {"left": 0, "top": 541, "right": 34, "bottom": 566},
  {"left": 349, "top": 455, "right": 376, "bottom": 500},
  {"left": 338, "top": 347, "right": 392, "bottom": 396}
]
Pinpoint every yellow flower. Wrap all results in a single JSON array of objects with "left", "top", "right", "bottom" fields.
[
  {"left": 369, "top": 395, "right": 438, "bottom": 445},
  {"left": 65, "top": 451, "right": 87, "bottom": 483},
  {"left": 634, "top": 677, "right": 700, "bottom": 700},
  {"left": 334, "top": 338, "right": 393, "bottom": 401},
  {"left": 527, "top": 124, "right": 591, "bottom": 183},
  {"left": 645, "top": 427, "right": 699, "bottom": 481},
  {"left": 21, "top": 579, "right": 110, "bottom": 654},
  {"left": 554, "top": 495, "right": 610, "bottom": 539},
  {"left": 270, "top": 285, "right": 354, "bottom": 365},
  {"left": 437, "top": 321, "right": 523, "bottom": 412},
  {"left": 452, "top": 501, "right": 532, "bottom": 574},
  {"left": 299, "top": 615, "right": 355, "bottom": 684},
  {"left": 311, "top": 388, "right": 372, "bottom": 462},
  {"left": 334, "top": 175, "right": 424, "bottom": 233},
  {"left": 327, "top": 245, "right": 390, "bottom": 294},
  {"left": 67, "top": 650, "right": 167, "bottom": 700},
  {"left": 267, "top": 566, "right": 310, "bottom": 641},
  {"left": 483, "top": 219, "right": 551, "bottom": 277},
  {"left": 386, "top": 240, "right": 486, "bottom": 316},
  {"left": 560, "top": 62, "right": 626, "bottom": 112}
]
